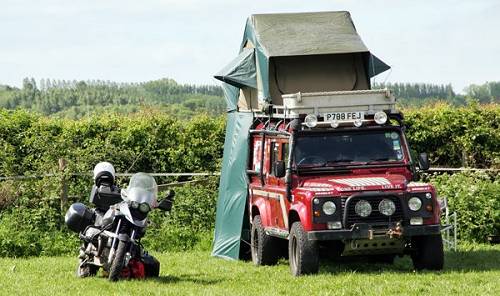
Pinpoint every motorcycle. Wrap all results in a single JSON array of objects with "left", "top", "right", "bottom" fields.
[{"left": 65, "top": 170, "right": 174, "bottom": 281}]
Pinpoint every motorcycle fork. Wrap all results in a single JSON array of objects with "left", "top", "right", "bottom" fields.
[
  {"left": 107, "top": 219, "right": 122, "bottom": 264},
  {"left": 124, "top": 230, "right": 137, "bottom": 267}
]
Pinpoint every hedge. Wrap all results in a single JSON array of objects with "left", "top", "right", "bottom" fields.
[
  {"left": 404, "top": 103, "right": 499, "bottom": 168},
  {"left": 0, "top": 104, "right": 498, "bottom": 257}
]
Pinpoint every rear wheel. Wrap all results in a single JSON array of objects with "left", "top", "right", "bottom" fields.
[
  {"left": 289, "top": 222, "right": 319, "bottom": 276},
  {"left": 411, "top": 234, "right": 444, "bottom": 270},
  {"left": 251, "top": 215, "right": 279, "bottom": 266},
  {"left": 108, "top": 240, "right": 127, "bottom": 281}
]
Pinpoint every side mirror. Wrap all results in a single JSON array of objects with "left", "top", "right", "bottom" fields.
[
  {"left": 158, "top": 190, "right": 175, "bottom": 211},
  {"left": 273, "top": 160, "right": 286, "bottom": 178},
  {"left": 418, "top": 153, "right": 430, "bottom": 171}
]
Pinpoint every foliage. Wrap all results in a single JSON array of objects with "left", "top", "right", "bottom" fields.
[
  {"left": 375, "top": 81, "right": 500, "bottom": 107},
  {"left": 0, "top": 110, "right": 225, "bottom": 257},
  {"left": 0, "top": 104, "right": 498, "bottom": 257},
  {"left": 464, "top": 81, "right": 500, "bottom": 104},
  {"left": 404, "top": 103, "right": 500, "bottom": 168},
  {"left": 428, "top": 172, "right": 500, "bottom": 242},
  {"left": 0, "top": 78, "right": 225, "bottom": 119}
]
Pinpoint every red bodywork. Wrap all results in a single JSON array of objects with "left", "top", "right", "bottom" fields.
[{"left": 248, "top": 124, "right": 441, "bottom": 236}]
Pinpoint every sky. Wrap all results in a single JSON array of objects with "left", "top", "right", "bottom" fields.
[{"left": 0, "top": 0, "right": 499, "bottom": 93}]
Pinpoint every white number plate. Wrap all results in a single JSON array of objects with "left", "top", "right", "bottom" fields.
[{"left": 324, "top": 112, "right": 364, "bottom": 121}]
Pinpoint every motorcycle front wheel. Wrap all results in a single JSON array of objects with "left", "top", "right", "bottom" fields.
[{"left": 108, "top": 240, "right": 127, "bottom": 281}]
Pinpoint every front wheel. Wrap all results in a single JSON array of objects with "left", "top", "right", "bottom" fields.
[
  {"left": 411, "top": 234, "right": 444, "bottom": 271},
  {"left": 289, "top": 222, "right": 319, "bottom": 276},
  {"left": 76, "top": 260, "right": 98, "bottom": 278},
  {"left": 108, "top": 240, "right": 127, "bottom": 281},
  {"left": 251, "top": 215, "right": 279, "bottom": 266}
]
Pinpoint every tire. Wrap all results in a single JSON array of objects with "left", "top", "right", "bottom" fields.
[
  {"left": 411, "top": 234, "right": 444, "bottom": 271},
  {"left": 108, "top": 240, "right": 127, "bottom": 281},
  {"left": 288, "top": 222, "right": 319, "bottom": 276},
  {"left": 250, "top": 215, "right": 279, "bottom": 266},
  {"left": 76, "top": 260, "right": 98, "bottom": 278}
]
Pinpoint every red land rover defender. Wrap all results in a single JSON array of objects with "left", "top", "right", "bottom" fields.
[{"left": 247, "top": 90, "right": 444, "bottom": 276}]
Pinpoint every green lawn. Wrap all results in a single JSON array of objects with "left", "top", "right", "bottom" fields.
[{"left": 0, "top": 244, "right": 499, "bottom": 296}]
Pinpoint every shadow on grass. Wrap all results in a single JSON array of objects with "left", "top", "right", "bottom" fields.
[
  {"left": 318, "top": 248, "right": 500, "bottom": 275},
  {"left": 152, "top": 273, "right": 223, "bottom": 285}
]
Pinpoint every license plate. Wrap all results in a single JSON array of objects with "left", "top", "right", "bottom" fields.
[{"left": 324, "top": 112, "right": 364, "bottom": 121}]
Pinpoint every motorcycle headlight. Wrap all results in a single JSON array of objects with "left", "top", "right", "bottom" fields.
[
  {"left": 322, "top": 201, "right": 336, "bottom": 215},
  {"left": 408, "top": 197, "right": 422, "bottom": 211},
  {"left": 139, "top": 202, "right": 151, "bottom": 213},
  {"left": 355, "top": 200, "right": 372, "bottom": 217},
  {"left": 378, "top": 199, "right": 396, "bottom": 216}
]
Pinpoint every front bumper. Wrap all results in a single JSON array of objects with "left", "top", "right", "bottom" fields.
[{"left": 307, "top": 223, "right": 441, "bottom": 241}]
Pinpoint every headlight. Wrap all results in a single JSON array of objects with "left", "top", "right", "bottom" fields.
[
  {"left": 355, "top": 200, "right": 372, "bottom": 217},
  {"left": 138, "top": 202, "right": 151, "bottom": 213},
  {"left": 374, "top": 111, "right": 388, "bottom": 124},
  {"left": 378, "top": 199, "right": 396, "bottom": 216},
  {"left": 408, "top": 197, "right": 422, "bottom": 211},
  {"left": 304, "top": 114, "right": 318, "bottom": 128},
  {"left": 322, "top": 201, "right": 336, "bottom": 215}
]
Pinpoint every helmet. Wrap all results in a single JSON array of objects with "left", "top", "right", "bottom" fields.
[{"left": 93, "top": 162, "right": 116, "bottom": 186}]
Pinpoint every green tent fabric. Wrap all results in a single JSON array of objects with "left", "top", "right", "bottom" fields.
[
  {"left": 212, "top": 11, "right": 391, "bottom": 260},
  {"left": 214, "top": 11, "right": 390, "bottom": 102},
  {"left": 221, "top": 83, "right": 240, "bottom": 112},
  {"left": 214, "top": 48, "right": 257, "bottom": 89},
  {"left": 211, "top": 111, "right": 253, "bottom": 259}
]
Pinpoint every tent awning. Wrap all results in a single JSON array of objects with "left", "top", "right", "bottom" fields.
[{"left": 214, "top": 48, "right": 257, "bottom": 89}]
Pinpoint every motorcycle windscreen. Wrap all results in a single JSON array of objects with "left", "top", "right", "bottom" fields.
[{"left": 211, "top": 111, "right": 253, "bottom": 260}]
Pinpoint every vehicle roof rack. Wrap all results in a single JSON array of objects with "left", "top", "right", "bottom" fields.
[{"left": 258, "top": 89, "right": 397, "bottom": 119}]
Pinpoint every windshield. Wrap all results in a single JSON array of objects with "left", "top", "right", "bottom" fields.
[
  {"left": 122, "top": 172, "right": 158, "bottom": 206},
  {"left": 294, "top": 130, "right": 405, "bottom": 168}
]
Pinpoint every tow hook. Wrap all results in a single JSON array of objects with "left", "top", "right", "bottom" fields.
[{"left": 387, "top": 222, "right": 403, "bottom": 238}]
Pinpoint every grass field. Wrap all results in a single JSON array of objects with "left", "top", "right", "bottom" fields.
[{"left": 0, "top": 244, "right": 499, "bottom": 296}]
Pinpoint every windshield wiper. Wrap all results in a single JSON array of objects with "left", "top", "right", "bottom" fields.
[
  {"left": 326, "top": 159, "right": 367, "bottom": 166},
  {"left": 367, "top": 157, "right": 398, "bottom": 164}
]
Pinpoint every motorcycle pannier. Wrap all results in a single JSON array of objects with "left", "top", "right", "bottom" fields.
[{"left": 65, "top": 203, "right": 95, "bottom": 233}]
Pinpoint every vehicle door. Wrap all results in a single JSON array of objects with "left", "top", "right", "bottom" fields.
[{"left": 266, "top": 138, "right": 290, "bottom": 230}]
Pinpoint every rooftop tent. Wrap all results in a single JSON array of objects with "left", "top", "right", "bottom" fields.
[
  {"left": 212, "top": 11, "right": 390, "bottom": 260},
  {"left": 214, "top": 11, "right": 390, "bottom": 109}
]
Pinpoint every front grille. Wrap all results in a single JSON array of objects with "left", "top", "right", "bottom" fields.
[{"left": 342, "top": 195, "right": 404, "bottom": 227}]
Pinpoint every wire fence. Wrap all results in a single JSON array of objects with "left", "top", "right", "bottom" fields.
[{"left": 1, "top": 167, "right": 497, "bottom": 181}]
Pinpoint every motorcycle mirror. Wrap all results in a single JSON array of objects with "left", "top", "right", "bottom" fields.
[
  {"left": 157, "top": 198, "right": 173, "bottom": 211},
  {"left": 418, "top": 152, "right": 430, "bottom": 171},
  {"left": 164, "top": 189, "right": 175, "bottom": 200}
]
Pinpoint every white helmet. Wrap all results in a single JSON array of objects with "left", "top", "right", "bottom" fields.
[{"left": 93, "top": 162, "right": 116, "bottom": 185}]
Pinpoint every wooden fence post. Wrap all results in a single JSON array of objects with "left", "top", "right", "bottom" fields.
[
  {"left": 461, "top": 150, "right": 468, "bottom": 168},
  {"left": 59, "top": 158, "right": 68, "bottom": 212}
]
